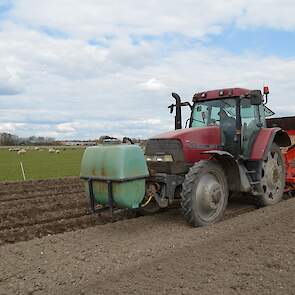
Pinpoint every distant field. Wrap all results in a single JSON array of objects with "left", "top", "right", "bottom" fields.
[{"left": 0, "top": 147, "right": 85, "bottom": 181}]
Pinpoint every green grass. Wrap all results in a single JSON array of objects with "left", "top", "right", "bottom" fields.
[{"left": 0, "top": 148, "right": 85, "bottom": 181}]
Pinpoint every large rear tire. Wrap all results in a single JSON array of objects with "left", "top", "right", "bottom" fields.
[
  {"left": 181, "top": 160, "right": 228, "bottom": 227},
  {"left": 257, "top": 143, "right": 285, "bottom": 206}
]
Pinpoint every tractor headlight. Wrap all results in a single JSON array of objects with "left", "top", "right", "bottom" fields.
[{"left": 146, "top": 154, "right": 173, "bottom": 162}]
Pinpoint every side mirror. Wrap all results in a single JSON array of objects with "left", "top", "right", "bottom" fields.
[
  {"left": 168, "top": 104, "right": 174, "bottom": 114},
  {"left": 250, "top": 90, "right": 263, "bottom": 105}
]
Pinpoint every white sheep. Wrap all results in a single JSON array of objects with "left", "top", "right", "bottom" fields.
[
  {"left": 55, "top": 150, "right": 60, "bottom": 154},
  {"left": 48, "top": 148, "right": 55, "bottom": 153},
  {"left": 17, "top": 149, "right": 26, "bottom": 155}
]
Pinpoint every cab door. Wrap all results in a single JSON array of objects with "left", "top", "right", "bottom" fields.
[{"left": 240, "top": 98, "right": 263, "bottom": 158}]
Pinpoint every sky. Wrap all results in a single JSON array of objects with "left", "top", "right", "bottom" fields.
[{"left": 0, "top": 0, "right": 295, "bottom": 140}]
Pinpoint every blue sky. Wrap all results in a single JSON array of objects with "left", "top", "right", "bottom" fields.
[
  {"left": 0, "top": 1, "right": 12, "bottom": 18},
  {"left": 0, "top": 0, "right": 295, "bottom": 139},
  {"left": 206, "top": 26, "right": 295, "bottom": 58}
]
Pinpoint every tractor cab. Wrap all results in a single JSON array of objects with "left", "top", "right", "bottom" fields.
[
  {"left": 190, "top": 88, "right": 267, "bottom": 158},
  {"left": 168, "top": 88, "right": 274, "bottom": 159}
]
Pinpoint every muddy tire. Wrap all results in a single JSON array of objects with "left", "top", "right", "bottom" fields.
[
  {"left": 257, "top": 143, "right": 285, "bottom": 206},
  {"left": 181, "top": 160, "right": 228, "bottom": 227}
]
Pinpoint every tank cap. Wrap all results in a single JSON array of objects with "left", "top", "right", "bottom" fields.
[{"left": 102, "top": 139, "right": 121, "bottom": 145}]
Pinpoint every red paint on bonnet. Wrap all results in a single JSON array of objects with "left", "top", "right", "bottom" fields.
[{"left": 151, "top": 127, "right": 221, "bottom": 163}]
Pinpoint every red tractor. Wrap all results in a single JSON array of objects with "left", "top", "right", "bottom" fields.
[
  {"left": 144, "top": 87, "right": 292, "bottom": 226},
  {"left": 81, "top": 87, "right": 294, "bottom": 227}
]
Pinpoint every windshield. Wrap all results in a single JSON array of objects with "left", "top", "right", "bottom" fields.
[{"left": 191, "top": 99, "right": 236, "bottom": 128}]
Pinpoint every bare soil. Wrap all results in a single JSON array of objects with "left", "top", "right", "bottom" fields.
[
  {"left": 0, "top": 178, "right": 294, "bottom": 294},
  {"left": 0, "top": 178, "right": 137, "bottom": 245}
]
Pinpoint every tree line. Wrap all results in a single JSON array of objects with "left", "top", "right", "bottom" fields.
[{"left": 0, "top": 133, "right": 55, "bottom": 146}]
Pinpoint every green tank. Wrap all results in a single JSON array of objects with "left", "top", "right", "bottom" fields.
[{"left": 80, "top": 143, "right": 149, "bottom": 209}]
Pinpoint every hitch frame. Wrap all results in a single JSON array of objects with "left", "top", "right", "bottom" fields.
[{"left": 80, "top": 175, "right": 148, "bottom": 217}]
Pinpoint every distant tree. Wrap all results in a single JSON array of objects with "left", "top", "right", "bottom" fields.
[
  {"left": 1, "top": 134, "right": 56, "bottom": 146},
  {"left": 0, "top": 133, "right": 19, "bottom": 145}
]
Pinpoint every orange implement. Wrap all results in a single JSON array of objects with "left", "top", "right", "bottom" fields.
[
  {"left": 284, "top": 129, "right": 295, "bottom": 192},
  {"left": 285, "top": 142, "right": 295, "bottom": 190},
  {"left": 266, "top": 118, "right": 295, "bottom": 192}
]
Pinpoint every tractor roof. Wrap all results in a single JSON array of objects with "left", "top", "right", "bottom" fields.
[{"left": 193, "top": 88, "right": 252, "bottom": 102}]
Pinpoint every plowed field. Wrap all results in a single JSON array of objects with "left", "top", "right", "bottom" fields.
[
  {"left": 0, "top": 178, "right": 138, "bottom": 245},
  {"left": 0, "top": 178, "right": 257, "bottom": 246},
  {"left": 0, "top": 178, "right": 294, "bottom": 294}
]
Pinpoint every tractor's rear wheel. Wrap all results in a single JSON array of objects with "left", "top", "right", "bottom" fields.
[
  {"left": 257, "top": 143, "right": 285, "bottom": 206},
  {"left": 181, "top": 160, "right": 228, "bottom": 227}
]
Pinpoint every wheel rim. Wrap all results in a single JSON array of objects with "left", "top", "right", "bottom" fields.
[
  {"left": 261, "top": 150, "right": 284, "bottom": 202},
  {"left": 195, "top": 172, "right": 226, "bottom": 222}
]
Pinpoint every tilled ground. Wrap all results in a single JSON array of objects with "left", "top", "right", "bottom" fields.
[
  {"left": 0, "top": 178, "right": 139, "bottom": 245},
  {"left": 0, "top": 178, "right": 294, "bottom": 294},
  {"left": 0, "top": 198, "right": 294, "bottom": 294},
  {"left": 0, "top": 178, "right": 256, "bottom": 246}
]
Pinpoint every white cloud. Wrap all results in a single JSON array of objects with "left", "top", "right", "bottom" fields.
[
  {"left": 56, "top": 123, "right": 76, "bottom": 133},
  {"left": 0, "top": 66, "right": 23, "bottom": 95},
  {"left": 140, "top": 78, "right": 167, "bottom": 91},
  {"left": 237, "top": 0, "right": 295, "bottom": 30},
  {"left": 9, "top": 0, "right": 295, "bottom": 39},
  {"left": 0, "top": 1, "right": 295, "bottom": 139},
  {"left": 0, "top": 122, "right": 25, "bottom": 133},
  {"left": 10, "top": 0, "right": 245, "bottom": 38}
]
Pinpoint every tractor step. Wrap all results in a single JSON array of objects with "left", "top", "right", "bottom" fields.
[
  {"left": 246, "top": 170, "right": 256, "bottom": 174},
  {"left": 250, "top": 181, "right": 261, "bottom": 185}
]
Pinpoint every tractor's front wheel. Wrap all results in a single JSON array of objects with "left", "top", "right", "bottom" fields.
[{"left": 181, "top": 160, "right": 228, "bottom": 227}]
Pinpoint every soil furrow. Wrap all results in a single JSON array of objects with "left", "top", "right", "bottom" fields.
[
  {"left": 0, "top": 178, "right": 82, "bottom": 195},
  {"left": 0, "top": 214, "right": 98, "bottom": 245},
  {"left": 0, "top": 184, "right": 83, "bottom": 196},
  {"left": 0, "top": 192, "right": 87, "bottom": 211},
  {"left": 0, "top": 188, "right": 84, "bottom": 202},
  {"left": 0, "top": 199, "right": 88, "bottom": 222},
  {"left": 0, "top": 177, "right": 271, "bottom": 247},
  {"left": 0, "top": 208, "right": 90, "bottom": 230},
  {"left": 0, "top": 209, "right": 139, "bottom": 245}
]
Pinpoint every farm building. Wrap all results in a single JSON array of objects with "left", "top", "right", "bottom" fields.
[{"left": 61, "top": 140, "right": 96, "bottom": 146}]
